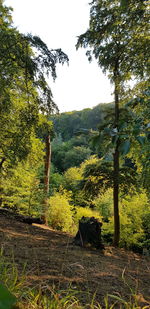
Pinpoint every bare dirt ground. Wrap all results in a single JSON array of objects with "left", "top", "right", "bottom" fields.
[{"left": 0, "top": 213, "right": 150, "bottom": 306}]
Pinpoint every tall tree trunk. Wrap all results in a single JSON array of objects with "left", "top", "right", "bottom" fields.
[
  {"left": 113, "top": 141, "right": 120, "bottom": 246},
  {"left": 113, "top": 66, "right": 120, "bottom": 246},
  {"left": 43, "top": 134, "right": 51, "bottom": 224}
]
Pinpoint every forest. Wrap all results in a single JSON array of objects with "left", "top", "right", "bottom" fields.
[{"left": 0, "top": 0, "right": 150, "bottom": 308}]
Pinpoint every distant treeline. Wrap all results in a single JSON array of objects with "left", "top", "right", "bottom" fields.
[{"left": 51, "top": 103, "right": 114, "bottom": 141}]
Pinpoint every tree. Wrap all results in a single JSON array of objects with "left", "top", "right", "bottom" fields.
[
  {"left": 80, "top": 158, "right": 138, "bottom": 201},
  {"left": 51, "top": 136, "right": 92, "bottom": 173},
  {"left": 77, "top": 0, "right": 149, "bottom": 245},
  {"left": 0, "top": 1, "right": 69, "bottom": 222},
  {"left": 51, "top": 103, "right": 112, "bottom": 141},
  {"left": 36, "top": 114, "right": 55, "bottom": 223},
  {"left": 0, "top": 1, "right": 68, "bottom": 168},
  {"left": 124, "top": 86, "right": 150, "bottom": 196},
  {"left": 1, "top": 132, "right": 44, "bottom": 214}
]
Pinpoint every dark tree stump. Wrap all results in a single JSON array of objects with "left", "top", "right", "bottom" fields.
[{"left": 74, "top": 216, "right": 104, "bottom": 249}]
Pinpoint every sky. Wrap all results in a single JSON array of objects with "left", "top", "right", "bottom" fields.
[{"left": 5, "top": 0, "right": 113, "bottom": 112}]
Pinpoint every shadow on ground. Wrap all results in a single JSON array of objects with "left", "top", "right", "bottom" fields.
[{"left": 0, "top": 213, "right": 150, "bottom": 306}]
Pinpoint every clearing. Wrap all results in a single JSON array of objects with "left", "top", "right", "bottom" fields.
[{"left": 0, "top": 213, "right": 150, "bottom": 306}]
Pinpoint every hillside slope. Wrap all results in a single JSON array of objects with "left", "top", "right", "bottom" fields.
[
  {"left": 51, "top": 103, "right": 114, "bottom": 141},
  {"left": 0, "top": 213, "right": 150, "bottom": 306}
]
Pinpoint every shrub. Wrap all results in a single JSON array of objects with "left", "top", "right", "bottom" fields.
[
  {"left": 101, "top": 192, "right": 150, "bottom": 249},
  {"left": 102, "top": 218, "right": 114, "bottom": 244},
  {"left": 49, "top": 172, "right": 64, "bottom": 195},
  {"left": 141, "top": 212, "right": 150, "bottom": 251},
  {"left": 119, "top": 192, "right": 149, "bottom": 249},
  {"left": 48, "top": 191, "right": 73, "bottom": 232},
  {"left": 74, "top": 206, "right": 102, "bottom": 226},
  {"left": 94, "top": 189, "right": 113, "bottom": 221}
]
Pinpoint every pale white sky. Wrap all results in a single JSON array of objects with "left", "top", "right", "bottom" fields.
[{"left": 5, "top": 0, "right": 113, "bottom": 112}]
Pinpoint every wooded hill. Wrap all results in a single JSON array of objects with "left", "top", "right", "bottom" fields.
[
  {"left": 50, "top": 103, "right": 114, "bottom": 173},
  {"left": 51, "top": 103, "right": 114, "bottom": 141}
]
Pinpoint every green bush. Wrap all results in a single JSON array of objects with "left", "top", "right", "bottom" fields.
[
  {"left": 94, "top": 189, "right": 113, "bottom": 221},
  {"left": 101, "top": 192, "right": 150, "bottom": 249},
  {"left": 48, "top": 191, "right": 73, "bottom": 232},
  {"left": 102, "top": 218, "right": 114, "bottom": 244},
  {"left": 49, "top": 172, "right": 64, "bottom": 195},
  {"left": 119, "top": 192, "right": 149, "bottom": 249},
  {"left": 74, "top": 206, "right": 102, "bottom": 226},
  {"left": 141, "top": 212, "right": 150, "bottom": 251}
]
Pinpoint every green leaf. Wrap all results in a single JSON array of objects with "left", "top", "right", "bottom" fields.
[
  {"left": 104, "top": 153, "right": 113, "bottom": 162},
  {"left": 103, "top": 127, "right": 111, "bottom": 135},
  {"left": 136, "top": 136, "right": 146, "bottom": 145},
  {"left": 112, "top": 135, "right": 118, "bottom": 145},
  {"left": 119, "top": 121, "right": 128, "bottom": 130},
  {"left": 119, "top": 140, "right": 130, "bottom": 155},
  {"left": 0, "top": 284, "right": 16, "bottom": 309},
  {"left": 119, "top": 134, "right": 129, "bottom": 139},
  {"left": 120, "top": 0, "right": 129, "bottom": 9},
  {"left": 92, "top": 134, "right": 102, "bottom": 148}
]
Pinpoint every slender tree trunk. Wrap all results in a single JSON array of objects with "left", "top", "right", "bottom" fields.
[
  {"left": 43, "top": 134, "right": 51, "bottom": 224},
  {"left": 113, "top": 142, "right": 120, "bottom": 246},
  {"left": 113, "top": 67, "right": 120, "bottom": 246}
]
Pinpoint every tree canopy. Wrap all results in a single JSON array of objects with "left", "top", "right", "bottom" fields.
[
  {"left": 76, "top": 0, "right": 149, "bottom": 246},
  {"left": 0, "top": 0, "right": 68, "bottom": 168}
]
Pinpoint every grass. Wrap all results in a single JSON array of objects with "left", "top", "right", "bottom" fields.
[
  {"left": 14, "top": 291, "right": 150, "bottom": 309},
  {"left": 0, "top": 248, "right": 149, "bottom": 309}
]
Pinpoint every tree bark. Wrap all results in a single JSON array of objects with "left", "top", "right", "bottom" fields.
[
  {"left": 43, "top": 134, "right": 51, "bottom": 224},
  {"left": 113, "top": 66, "right": 120, "bottom": 246},
  {"left": 113, "top": 143, "right": 120, "bottom": 246}
]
